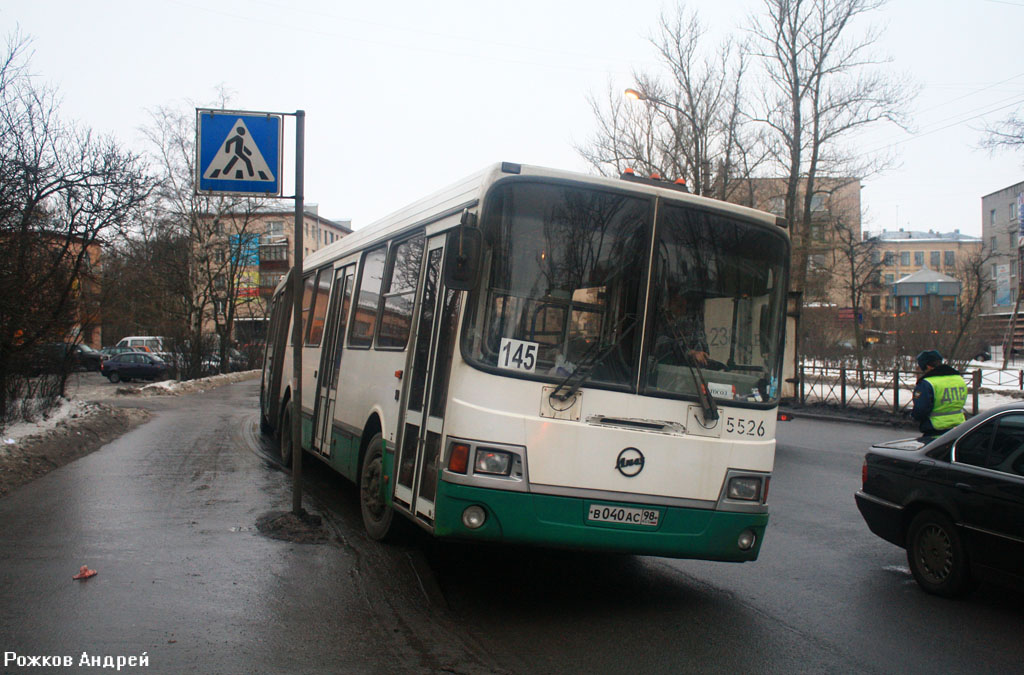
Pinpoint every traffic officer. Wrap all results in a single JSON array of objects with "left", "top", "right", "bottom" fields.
[{"left": 910, "top": 350, "right": 967, "bottom": 436}]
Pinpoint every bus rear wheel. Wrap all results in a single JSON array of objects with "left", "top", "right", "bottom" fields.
[
  {"left": 360, "top": 433, "right": 394, "bottom": 540},
  {"left": 279, "top": 405, "right": 294, "bottom": 467}
]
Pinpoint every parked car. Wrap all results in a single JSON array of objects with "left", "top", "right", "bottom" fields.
[
  {"left": 32, "top": 342, "right": 103, "bottom": 374},
  {"left": 101, "top": 345, "right": 149, "bottom": 359},
  {"left": 100, "top": 351, "right": 169, "bottom": 383},
  {"left": 855, "top": 403, "right": 1024, "bottom": 597}
]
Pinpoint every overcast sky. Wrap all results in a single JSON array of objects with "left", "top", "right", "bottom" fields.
[{"left": 4, "top": 0, "right": 1023, "bottom": 236}]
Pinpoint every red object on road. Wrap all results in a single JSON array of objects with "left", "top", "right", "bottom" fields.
[{"left": 72, "top": 565, "right": 97, "bottom": 580}]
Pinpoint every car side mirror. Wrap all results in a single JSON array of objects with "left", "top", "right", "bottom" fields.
[{"left": 443, "top": 218, "right": 482, "bottom": 292}]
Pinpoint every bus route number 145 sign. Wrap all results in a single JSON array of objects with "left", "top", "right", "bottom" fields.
[{"left": 498, "top": 338, "right": 538, "bottom": 373}]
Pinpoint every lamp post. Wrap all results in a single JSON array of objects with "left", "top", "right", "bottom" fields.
[{"left": 623, "top": 86, "right": 702, "bottom": 193}]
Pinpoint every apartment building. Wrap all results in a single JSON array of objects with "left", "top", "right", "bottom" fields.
[
  {"left": 980, "top": 180, "right": 1024, "bottom": 349},
  {"left": 204, "top": 205, "right": 351, "bottom": 343}
]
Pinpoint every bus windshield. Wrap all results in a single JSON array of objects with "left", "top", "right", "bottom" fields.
[{"left": 462, "top": 180, "right": 789, "bottom": 405}]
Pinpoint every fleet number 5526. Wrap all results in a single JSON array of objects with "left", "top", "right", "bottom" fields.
[{"left": 725, "top": 417, "right": 765, "bottom": 437}]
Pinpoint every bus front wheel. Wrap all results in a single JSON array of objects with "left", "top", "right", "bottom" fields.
[{"left": 360, "top": 433, "right": 394, "bottom": 540}]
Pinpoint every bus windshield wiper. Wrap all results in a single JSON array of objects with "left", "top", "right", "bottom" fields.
[
  {"left": 550, "top": 317, "right": 637, "bottom": 403},
  {"left": 662, "top": 308, "right": 719, "bottom": 423}
]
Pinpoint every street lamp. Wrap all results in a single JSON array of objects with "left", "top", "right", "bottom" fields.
[{"left": 624, "top": 88, "right": 646, "bottom": 101}]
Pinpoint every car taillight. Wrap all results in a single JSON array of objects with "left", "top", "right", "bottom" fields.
[{"left": 862, "top": 459, "right": 867, "bottom": 487}]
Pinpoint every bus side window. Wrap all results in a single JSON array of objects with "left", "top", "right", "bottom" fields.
[
  {"left": 377, "top": 234, "right": 425, "bottom": 349},
  {"left": 349, "top": 245, "right": 387, "bottom": 348},
  {"left": 305, "top": 267, "right": 332, "bottom": 346},
  {"left": 299, "top": 273, "right": 316, "bottom": 342}
]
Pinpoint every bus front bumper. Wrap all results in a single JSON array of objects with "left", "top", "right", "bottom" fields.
[{"left": 434, "top": 481, "right": 768, "bottom": 562}]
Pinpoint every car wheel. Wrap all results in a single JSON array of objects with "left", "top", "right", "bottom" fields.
[
  {"left": 360, "top": 433, "right": 395, "bottom": 541},
  {"left": 279, "top": 405, "right": 294, "bottom": 467},
  {"left": 906, "top": 510, "right": 971, "bottom": 597},
  {"left": 108, "top": 372, "right": 121, "bottom": 384}
]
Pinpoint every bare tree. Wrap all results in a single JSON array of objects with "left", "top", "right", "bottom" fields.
[
  {"left": 140, "top": 98, "right": 269, "bottom": 377},
  {"left": 746, "top": 0, "right": 914, "bottom": 384},
  {"left": 948, "top": 248, "right": 996, "bottom": 363},
  {"left": 981, "top": 110, "right": 1024, "bottom": 155},
  {"left": 576, "top": 6, "right": 766, "bottom": 199},
  {"left": 832, "top": 218, "right": 884, "bottom": 372},
  {"left": 0, "top": 32, "right": 152, "bottom": 427}
]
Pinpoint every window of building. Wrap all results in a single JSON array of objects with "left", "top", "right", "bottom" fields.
[
  {"left": 260, "top": 272, "right": 283, "bottom": 289},
  {"left": 910, "top": 296, "right": 921, "bottom": 311},
  {"left": 214, "top": 220, "right": 224, "bottom": 235},
  {"left": 990, "top": 209, "right": 996, "bottom": 225},
  {"left": 1012, "top": 202, "right": 1018, "bottom": 221},
  {"left": 945, "top": 250, "right": 955, "bottom": 267},
  {"left": 991, "top": 236, "right": 997, "bottom": 252},
  {"left": 931, "top": 251, "right": 940, "bottom": 268},
  {"left": 884, "top": 251, "right": 895, "bottom": 266},
  {"left": 870, "top": 295, "right": 881, "bottom": 309},
  {"left": 900, "top": 251, "right": 910, "bottom": 266},
  {"left": 810, "top": 194, "right": 825, "bottom": 211},
  {"left": 914, "top": 251, "right": 924, "bottom": 266},
  {"left": 871, "top": 250, "right": 881, "bottom": 264},
  {"left": 884, "top": 295, "right": 893, "bottom": 311},
  {"left": 267, "top": 221, "right": 284, "bottom": 236},
  {"left": 349, "top": 245, "right": 387, "bottom": 347},
  {"left": 885, "top": 273, "right": 894, "bottom": 284}
]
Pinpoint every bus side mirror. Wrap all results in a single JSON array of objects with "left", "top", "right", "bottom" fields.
[{"left": 443, "top": 225, "right": 482, "bottom": 291}]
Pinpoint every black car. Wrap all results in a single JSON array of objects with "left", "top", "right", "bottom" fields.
[
  {"left": 856, "top": 403, "right": 1024, "bottom": 597},
  {"left": 31, "top": 342, "right": 104, "bottom": 374},
  {"left": 100, "top": 351, "right": 169, "bottom": 383}
]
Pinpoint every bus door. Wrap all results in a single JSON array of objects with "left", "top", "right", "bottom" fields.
[
  {"left": 394, "top": 235, "right": 460, "bottom": 524},
  {"left": 311, "top": 265, "right": 354, "bottom": 458}
]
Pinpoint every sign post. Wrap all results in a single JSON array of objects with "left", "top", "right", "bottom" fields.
[{"left": 196, "top": 108, "right": 308, "bottom": 518}]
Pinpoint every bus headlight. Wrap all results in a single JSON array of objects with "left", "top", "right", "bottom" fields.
[
  {"left": 474, "top": 449, "right": 512, "bottom": 476},
  {"left": 727, "top": 476, "right": 761, "bottom": 501}
]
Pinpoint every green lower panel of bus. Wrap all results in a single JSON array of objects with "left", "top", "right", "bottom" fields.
[{"left": 433, "top": 482, "right": 768, "bottom": 562}]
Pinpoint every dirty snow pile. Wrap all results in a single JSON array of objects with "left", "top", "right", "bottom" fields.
[
  {"left": 2, "top": 398, "right": 98, "bottom": 449},
  {"left": 131, "top": 370, "right": 259, "bottom": 396}
]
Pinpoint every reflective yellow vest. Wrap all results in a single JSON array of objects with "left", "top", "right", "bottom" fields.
[{"left": 925, "top": 373, "right": 967, "bottom": 431}]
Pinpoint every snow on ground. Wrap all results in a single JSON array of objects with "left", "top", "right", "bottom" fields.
[
  {"left": 1, "top": 398, "right": 98, "bottom": 449},
  {"left": 1, "top": 370, "right": 260, "bottom": 449}
]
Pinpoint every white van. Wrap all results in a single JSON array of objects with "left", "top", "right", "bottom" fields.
[{"left": 115, "top": 336, "right": 169, "bottom": 353}]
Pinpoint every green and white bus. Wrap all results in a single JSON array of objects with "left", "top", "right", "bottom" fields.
[{"left": 260, "top": 162, "right": 790, "bottom": 561}]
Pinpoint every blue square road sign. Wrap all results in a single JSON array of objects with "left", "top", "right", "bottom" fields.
[{"left": 196, "top": 110, "right": 282, "bottom": 196}]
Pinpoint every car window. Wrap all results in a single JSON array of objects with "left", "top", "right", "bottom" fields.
[
  {"left": 988, "top": 414, "right": 1024, "bottom": 475},
  {"left": 953, "top": 421, "right": 994, "bottom": 468}
]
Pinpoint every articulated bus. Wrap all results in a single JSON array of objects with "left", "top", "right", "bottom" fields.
[{"left": 260, "top": 162, "right": 790, "bottom": 561}]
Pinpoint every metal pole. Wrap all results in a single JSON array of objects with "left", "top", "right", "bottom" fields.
[
  {"left": 291, "top": 110, "right": 305, "bottom": 516},
  {"left": 893, "top": 369, "right": 900, "bottom": 414}
]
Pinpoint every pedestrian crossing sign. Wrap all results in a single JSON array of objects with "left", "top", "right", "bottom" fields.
[{"left": 196, "top": 109, "right": 282, "bottom": 196}]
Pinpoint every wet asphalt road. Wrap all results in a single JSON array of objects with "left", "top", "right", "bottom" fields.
[
  {"left": 2, "top": 379, "right": 1024, "bottom": 673},
  {"left": 0, "top": 379, "right": 497, "bottom": 674}
]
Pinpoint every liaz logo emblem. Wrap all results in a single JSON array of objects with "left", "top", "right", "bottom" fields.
[{"left": 615, "top": 447, "right": 645, "bottom": 477}]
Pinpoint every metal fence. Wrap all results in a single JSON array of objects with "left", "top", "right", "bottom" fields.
[{"left": 795, "top": 363, "right": 1016, "bottom": 415}]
